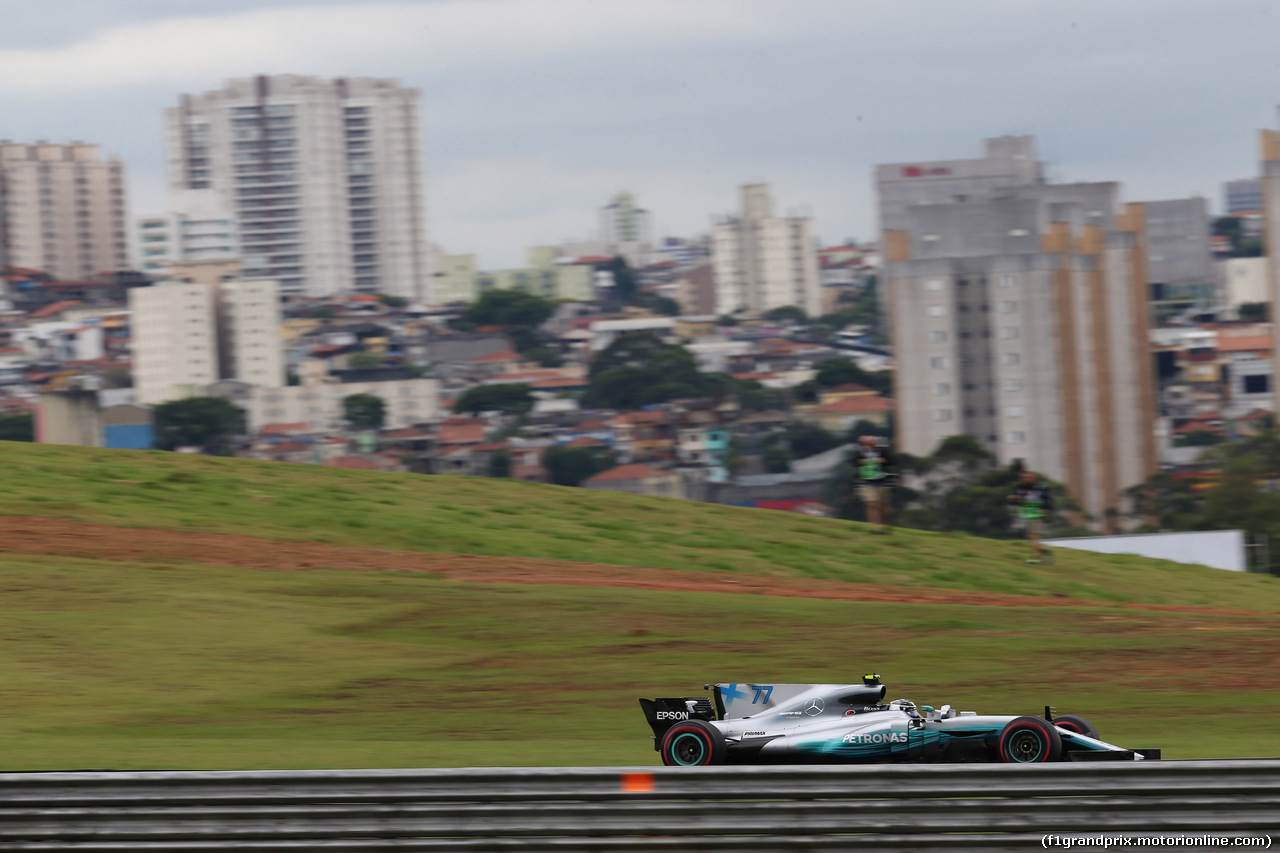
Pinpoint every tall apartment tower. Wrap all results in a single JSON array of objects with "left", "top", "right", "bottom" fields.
[
  {"left": 599, "top": 191, "right": 652, "bottom": 245},
  {"left": 1258, "top": 128, "right": 1280, "bottom": 412},
  {"left": 878, "top": 139, "right": 1157, "bottom": 521},
  {"left": 711, "top": 184, "right": 821, "bottom": 317},
  {"left": 165, "top": 75, "right": 430, "bottom": 301},
  {"left": 130, "top": 282, "right": 220, "bottom": 405},
  {"left": 130, "top": 277, "right": 283, "bottom": 405},
  {"left": 0, "top": 142, "right": 129, "bottom": 280}
]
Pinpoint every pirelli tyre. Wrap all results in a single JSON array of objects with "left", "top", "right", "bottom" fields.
[
  {"left": 997, "top": 715, "right": 1063, "bottom": 763},
  {"left": 660, "top": 720, "right": 727, "bottom": 766},
  {"left": 1051, "top": 714, "right": 1099, "bottom": 739}
]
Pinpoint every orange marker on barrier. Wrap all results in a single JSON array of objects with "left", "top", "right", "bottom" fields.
[{"left": 620, "top": 772, "right": 655, "bottom": 793}]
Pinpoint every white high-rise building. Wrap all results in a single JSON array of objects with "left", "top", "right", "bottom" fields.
[
  {"left": 135, "top": 189, "right": 238, "bottom": 276},
  {"left": 216, "top": 278, "right": 283, "bottom": 391},
  {"left": 165, "top": 75, "right": 430, "bottom": 300},
  {"left": 599, "top": 191, "right": 652, "bottom": 245},
  {"left": 130, "top": 282, "right": 219, "bottom": 405},
  {"left": 711, "top": 184, "right": 820, "bottom": 317},
  {"left": 0, "top": 142, "right": 129, "bottom": 280},
  {"left": 130, "top": 277, "right": 283, "bottom": 405}
]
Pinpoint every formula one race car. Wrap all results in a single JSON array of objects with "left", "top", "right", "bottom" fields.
[{"left": 640, "top": 675, "right": 1160, "bottom": 765}]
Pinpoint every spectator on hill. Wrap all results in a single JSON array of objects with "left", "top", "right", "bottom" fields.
[
  {"left": 1008, "top": 470, "right": 1054, "bottom": 564},
  {"left": 853, "top": 434, "right": 895, "bottom": 534}
]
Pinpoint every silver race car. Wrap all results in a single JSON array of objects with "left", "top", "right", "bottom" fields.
[{"left": 640, "top": 674, "right": 1160, "bottom": 765}]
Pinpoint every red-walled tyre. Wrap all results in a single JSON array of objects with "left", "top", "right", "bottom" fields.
[
  {"left": 1052, "top": 714, "right": 1099, "bottom": 739},
  {"left": 997, "top": 716, "right": 1063, "bottom": 763},
  {"left": 660, "top": 720, "right": 726, "bottom": 766}
]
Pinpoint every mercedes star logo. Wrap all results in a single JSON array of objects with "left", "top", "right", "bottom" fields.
[{"left": 803, "top": 697, "right": 825, "bottom": 716}]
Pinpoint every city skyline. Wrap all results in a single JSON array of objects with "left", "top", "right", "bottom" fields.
[{"left": 1, "top": 0, "right": 1278, "bottom": 269}]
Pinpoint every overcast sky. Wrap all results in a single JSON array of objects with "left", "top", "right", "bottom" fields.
[{"left": 3, "top": 0, "right": 1279, "bottom": 267}]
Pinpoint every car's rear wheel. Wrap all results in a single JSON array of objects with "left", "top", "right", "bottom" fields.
[
  {"left": 997, "top": 716, "right": 1063, "bottom": 763},
  {"left": 660, "top": 720, "right": 726, "bottom": 766},
  {"left": 1052, "top": 714, "right": 1099, "bottom": 739}
]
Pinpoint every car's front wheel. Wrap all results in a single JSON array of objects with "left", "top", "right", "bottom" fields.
[
  {"left": 1052, "top": 714, "right": 1099, "bottom": 739},
  {"left": 997, "top": 716, "right": 1063, "bottom": 763},
  {"left": 660, "top": 720, "right": 726, "bottom": 766}
]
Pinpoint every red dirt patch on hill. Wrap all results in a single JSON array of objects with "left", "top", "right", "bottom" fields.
[{"left": 0, "top": 516, "right": 1269, "bottom": 617}]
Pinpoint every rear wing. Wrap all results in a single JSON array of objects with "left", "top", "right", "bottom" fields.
[{"left": 638, "top": 697, "right": 716, "bottom": 751}]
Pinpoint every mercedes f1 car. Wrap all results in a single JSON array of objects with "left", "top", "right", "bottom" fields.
[{"left": 640, "top": 675, "right": 1160, "bottom": 765}]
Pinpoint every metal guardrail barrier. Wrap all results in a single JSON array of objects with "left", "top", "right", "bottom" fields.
[{"left": 0, "top": 760, "right": 1277, "bottom": 850}]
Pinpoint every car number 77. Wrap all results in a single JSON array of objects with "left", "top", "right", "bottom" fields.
[{"left": 750, "top": 685, "right": 774, "bottom": 704}]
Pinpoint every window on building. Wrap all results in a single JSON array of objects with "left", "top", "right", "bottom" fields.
[
  {"left": 929, "top": 330, "right": 948, "bottom": 344},
  {"left": 1007, "top": 431, "right": 1026, "bottom": 444},
  {"left": 930, "top": 356, "right": 950, "bottom": 369},
  {"left": 999, "top": 275, "right": 1015, "bottom": 288},
  {"left": 933, "top": 409, "right": 952, "bottom": 422},
  {"left": 1002, "top": 353, "right": 1021, "bottom": 366},
  {"left": 927, "top": 305, "right": 946, "bottom": 317},
  {"left": 925, "top": 278, "right": 944, "bottom": 291},
  {"left": 1001, "top": 327, "right": 1020, "bottom": 340},
  {"left": 1244, "top": 375, "right": 1270, "bottom": 394},
  {"left": 933, "top": 383, "right": 950, "bottom": 396},
  {"left": 1006, "top": 405, "right": 1024, "bottom": 418},
  {"left": 1004, "top": 379, "right": 1023, "bottom": 392},
  {"left": 999, "top": 301, "right": 1017, "bottom": 313}
]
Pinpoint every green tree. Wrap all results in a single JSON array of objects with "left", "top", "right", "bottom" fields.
[
  {"left": 342, "top": 393, "right": 386, "bottom": 429},
  {"left": 309, "top": 305, "right": 336, "bottom": 320},
  {"left": 764, "top": 305, "right": 808, "bottom": 325},
  {"left": 608, "top": 256, "right": 638, "bottom": 303},
  {"left": 1239, "top": 302, "right": 1270, "bottom": 322},
  {"left": 1176, "top": 429, "right": 1225, "bottom": 447},
  {"left": 635, "top": 292, "right": 681, "bottom": 316},
  {"left": 814, "top": 357, "right": 892, "bottom": 397},
  {"left": 585, "top": 331, "right": 708, "bottom": 409},
  {"left": 0, "top": 413, "right": 34, "bottom": 442},
  {"left": 347, "top": 351, "right": 383, "bottom": 369},
  {"left": 154, "top": 397, "right": 243, "bottom": 452},
  {"left": 488, "top": 449, "right": 512, "bottom": 478},
  {"left": 377, "top": 293, "right": 408, "bottom": 309},
  {"left": 453, "top": 384, "right": 535, "bottom": 416},
  {"left": 542, "top": 444, "right": 615, "bottom": 487},
  {"left": 462, "top": 289, "right": 554, "bottom": 328},
  {"left": 762, "top": 443, "right": 792, "bottom": 473}
]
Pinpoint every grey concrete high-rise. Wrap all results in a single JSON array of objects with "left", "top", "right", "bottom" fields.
[
  {"left": 166, "top": 75, "right": 430, "bottom": 301},
  {"left": 878, "top": 139, "right": 1157, "bottom": 522},
  {"left": 0, "top": 142, "right": 128, "bottom": 280},
  {"left": 1138, "top": 197, "right": 1212, "bottom": 301}
]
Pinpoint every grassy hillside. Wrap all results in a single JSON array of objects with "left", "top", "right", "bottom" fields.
[
  {"left": 0, "top": 552, "right": 1275, "bottom": 769},
  {"left": 1, "top": 442, "right": 1278, "bottom": 611},
  {"left": 0, "top": 441, "right": 1277, "bottom": 769}
]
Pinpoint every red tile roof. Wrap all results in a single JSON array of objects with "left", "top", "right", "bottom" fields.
[
  {"left": 575, "top": 419, "right": 609, "bottom": 431},
  {"left": 326, "top": 455, "right": 380, "bottom": 470},
  {"left": 29, "top": 300, "right": 83, "bottom": 319},
  {"left": 531, "top": 377, "right": 586, "bottom": 389},
  {"left": 470, "top": 349, "right": 520, "bottom": 363},
  {"left": 260, "top": 422, "right": 309, "bottom": 436},
  {"left": 567, "top": 436, "right": 608, "bottom": 448},
  {"left": 809, "top": 395, "right": 893, "bottom": 415},
  {"left": 1238, "top": 409, "right": 1272, "bottom": 421},
  {"left": 1216, "top": 335, "right": 1271, "bottom": 353},
  {"left": 270, "top": 441, "right": 311, "bottom": 453},
  {"left": 585, "top": 463, "right": 672, "bottom": 483},
  {"left": 382, "top": 426, "right": 429, "bottom": 439},
  {"left": 437, "top": 420, "right": 487, "bottom": 445},
  {"left": 826, "top": 383, "right": 876, "bottom": 395}
]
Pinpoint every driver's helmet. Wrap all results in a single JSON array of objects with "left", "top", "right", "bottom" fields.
[{"left": 887, "top": 698, "right": 918, "bottom": 716}]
